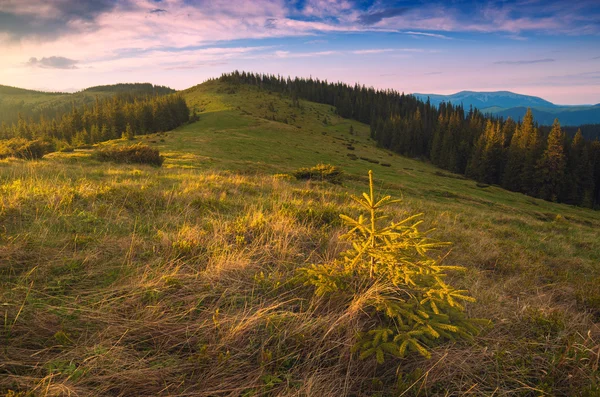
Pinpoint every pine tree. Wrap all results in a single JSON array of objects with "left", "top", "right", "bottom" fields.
[
  {"left": 503, "top": 109, "right": 537, "bottom": 192},
  {"left": 123, "top": 123, "right": 135, "bottom": 140},
  {"left": 466, "top": 120, "right": 504, "bottom": 183},
  {"left": 536, "top": 119, "right": 566, "bottom": 201},
  {"left": 298, "top": 171, "right": 481, "bottom": 364},
  {"left": 566, "top": 130, "right": 595, "bottom": 206}
]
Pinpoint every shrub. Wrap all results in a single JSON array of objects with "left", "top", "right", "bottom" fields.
[
  {"left": 298, "top": 171, "right": 482, "bottom": 364},
  {"left": 0, "top": 138, "right": 54, "bottom": 160},
  {"left": 94, "top": 144, "right": 164, "bottom": 166},
  {"left": 360, "top": 156, "right": 379, "bottom": 164},
  {"left": 292, "top": 164, "right": 342, "bottom": 184}
]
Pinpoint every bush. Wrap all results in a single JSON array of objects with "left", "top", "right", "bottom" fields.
[
  {"left": 360, "top": 156, "right": 379, "bottom": 164},
  {"left": 0, "top": 138, "right": 54, "bottom": 160},
  {"left": 292, "top": 164, "right": 342, "bottom": 184},
  {"left": 94, "top": 144, "right": 164, "bottom": 166},
  {"left": 298, "top": 171, "right": 482, "bottom": 364}
]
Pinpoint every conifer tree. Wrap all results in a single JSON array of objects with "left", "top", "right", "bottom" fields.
[
  {"left": 123, "top": 123, "right": 135, "bottom": 140},
  {"left": 467, "top": 119, "right": 504, "bottom": 183},
  {"left": 503, "top": 109, "right": 537, "bottom": 192},
  {"left": 521, "top": 119, "right": 543, "bottom": 195},
  {"left": 299, "top": 171, "right": 480, "bottom": 364},
  {"left": 536, "top": 119, "right": 566, "bottom": 201},
  {"left": 566, "top": 130, "right": 595, "bottom": 206}
]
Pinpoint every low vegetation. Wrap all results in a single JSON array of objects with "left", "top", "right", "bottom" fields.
[
  {"left": 292, "top": 163, "right": 343, "bottom": 184},
  {"left": 94, "top": 143, "right": 164, "bottom": 166},
  {"left": 0, "top": 138, "right": 54, "bottom": 160}
]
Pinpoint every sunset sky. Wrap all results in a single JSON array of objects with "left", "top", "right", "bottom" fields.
[{"left": 1, "top": 0, "right": 599, "bottom": 104}]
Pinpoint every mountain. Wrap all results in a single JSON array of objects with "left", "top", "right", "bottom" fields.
[
  {"left": 413, "top": 90, "right": 600, "bottom": 126},
  {"left": 413, "top": 90, "right": 556, "bottom": 109}
]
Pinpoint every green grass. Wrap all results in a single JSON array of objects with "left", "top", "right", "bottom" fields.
[{"left": 1, "top": 79, "right": 599, "bottom": 396}]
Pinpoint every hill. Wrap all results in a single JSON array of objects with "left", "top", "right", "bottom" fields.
[
  {"left": 1, "top": 79, "right": 599, "bottom": 396},
  {"left": 0, "top": 84, "right": 67, "bottom": 96},
  {"left": 495, "top": 104, "right": 600, "bottom": 126},
  {"left": 413, "top": 90, "right": 600, "bottom": 126},
  {"left": 0, "top": 83, "right": 176, "bottom": 126},
  {"left": 83, "top": 83, "right": 175, "bottom": 95}
]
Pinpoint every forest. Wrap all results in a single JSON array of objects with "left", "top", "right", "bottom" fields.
[
  {"left": 0, "top": 83, "right": 176, "bottom": 126},
  {"left": 220, "top": 71, "right": 600, "bottom": 208},
  {"left": 0, "top": 92, "right": 190, "bottom": 150}
]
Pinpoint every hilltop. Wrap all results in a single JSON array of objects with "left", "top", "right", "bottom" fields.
[{"left": 1, "top": 78, "right": 599, "bottom": 396}]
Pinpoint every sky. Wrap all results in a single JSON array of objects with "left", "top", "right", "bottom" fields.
[{"left": 1, "top": 0, "right": 599, "bottom": 105}]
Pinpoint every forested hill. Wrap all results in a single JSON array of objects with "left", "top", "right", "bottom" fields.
[
  {"left": 0, "top": 83, "right": 176, "bottom": 126},
  {"left": 0, "top": 84, "right": 66, "bottom": 96},
  {"left": 0, "top": 91, "right": 189, "bottom": 149},
  {"left": 83, "top": 83, "right": 175, "bottom": 95},
  {"left": 219, "top": 71, "right": 600, "bottom": 209}
]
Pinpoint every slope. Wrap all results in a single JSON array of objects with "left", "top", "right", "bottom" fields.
[{"left": 1, "top": 79, "right": 599, "bottom": 396}]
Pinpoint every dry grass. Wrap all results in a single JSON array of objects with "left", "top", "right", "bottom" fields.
[{"left": 1, "top": 151, "right": 600, "bottom": 395}]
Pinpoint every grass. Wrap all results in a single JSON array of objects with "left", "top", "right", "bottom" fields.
[{"left": 1, "top": 80, "right": 599, "bottom": 396}]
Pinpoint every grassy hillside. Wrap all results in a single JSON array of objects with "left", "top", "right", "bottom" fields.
[{"left": 1, "top": 80, "right": 599, "bottom": 396}]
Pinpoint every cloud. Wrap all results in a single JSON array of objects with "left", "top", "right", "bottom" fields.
[
  {"left": 163, "top": 61, "right": 229, "bottom": 70},
  {"left": 494, "top": 58, "right": 555, "bottom": 65},
  {"left": 264, "top": 18, "right": 277, "bottom": 29},
  {"left": 0, "top": 0, "right": 121, "bottom": 40},
  {"left": 149, "top": 9, "right": 167, "bottom": 14},
  {"left": 274, "top": 50, "right": 339, "bottom": 58},
  {"left": 271, "top": 48, "right": 431, "bottom": 58},
  {"left": 403, "top": 31, "right": 450, "bottom": 39},
  {"left": 357, "top": 7, "right": 410, "bottom": 25},
  {"left": 305, "top": 39, "right": 327, "bottom": 44},
  {"left": 351, "top": 49, "right": 395, "bottom": 55},
  {"left": 26, "top": 56, "right": 79, "bottom": 69}
]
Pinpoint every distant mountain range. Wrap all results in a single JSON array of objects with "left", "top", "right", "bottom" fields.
[{"left": 413, "top": 91, "right": 600, "bottom": 126}]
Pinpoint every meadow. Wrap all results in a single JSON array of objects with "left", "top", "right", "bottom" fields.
[{"left": 1, "top": 80, "right": 599, "bottom": 396}]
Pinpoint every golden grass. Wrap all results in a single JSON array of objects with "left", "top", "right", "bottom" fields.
[{"left": 1, "top": 157, "right": 598, "bottom": 396}]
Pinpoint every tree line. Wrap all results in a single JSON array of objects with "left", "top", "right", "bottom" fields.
[
  {"left": 220, "top": 71, "right": 600, "bottom": 208},
  {"left": 0, "top": 92, "right": 190, "bottom": 148}
]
